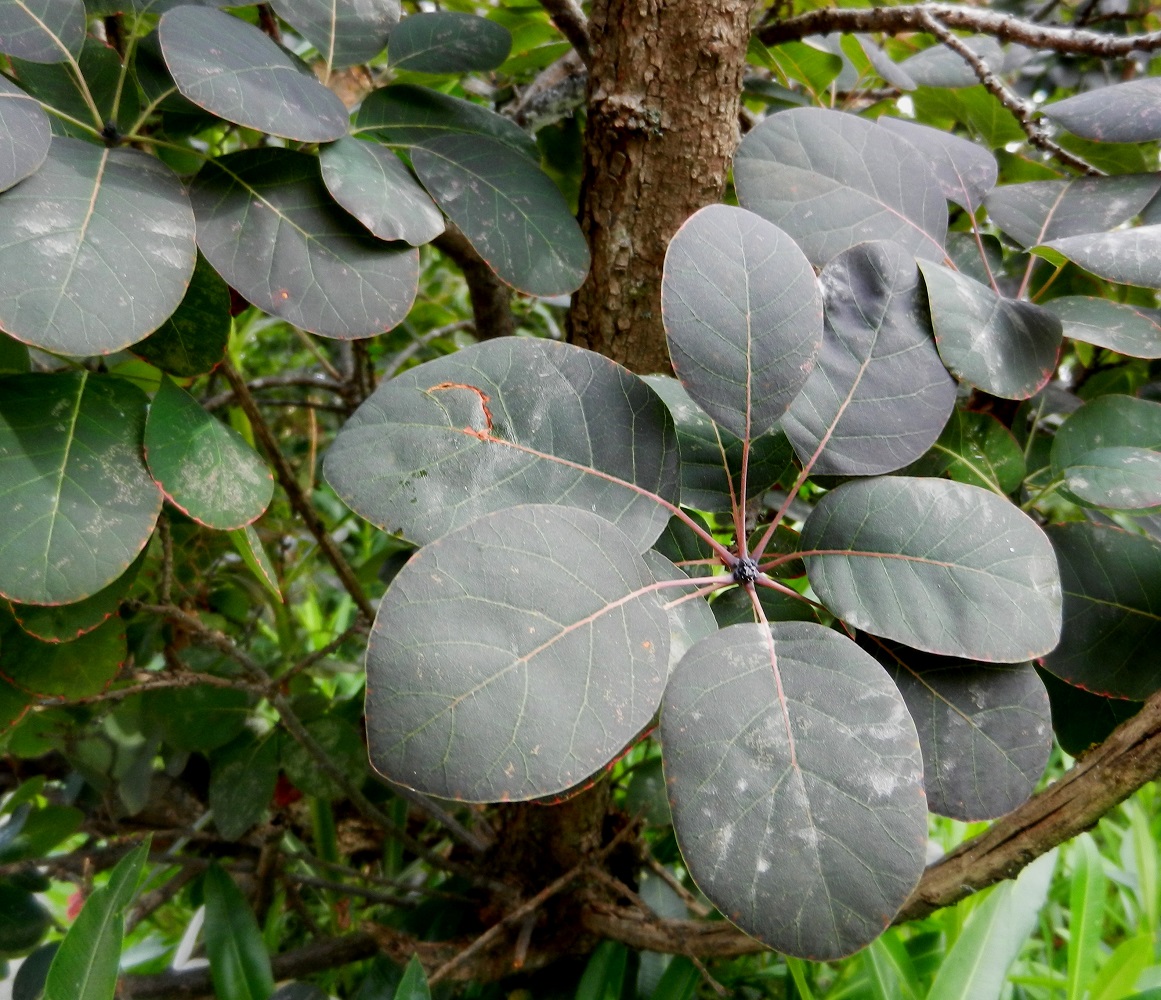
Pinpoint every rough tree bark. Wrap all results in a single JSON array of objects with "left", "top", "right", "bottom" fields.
[{"left": 567, "top": 0, "right": 761, "bottom": 373}]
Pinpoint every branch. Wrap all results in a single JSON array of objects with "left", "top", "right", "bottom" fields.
[
  {"left": 537, "top": 0, "right": 592, "bottom": 67},
  {"left": 433, "top": 227, "right": 516, "bottom": 342},
  {"left": 758, "top": 3, "right": 1161, "bottom": 56}
]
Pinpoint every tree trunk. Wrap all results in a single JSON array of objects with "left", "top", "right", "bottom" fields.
[{"left": 567, "top": 0, "right": 759, "bottom": 374}]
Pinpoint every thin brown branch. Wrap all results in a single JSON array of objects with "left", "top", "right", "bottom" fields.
[
  {"left": 917, "top": 11, "right": 1102, "bottom": 176},
  {"left": 220, "top": 362, "right": 375, "bottom": 621},
  {"left": 758, "top": 4, "right": 1161, "bottom": 56},
  {"left": 432, "top": 227, "right": 516, "bottom": 342},
  {"left": 538, "top": 0, "right": 592, "bottom": 67},
  {"left": 201, "top": 374, "right": 344, "bottom": 412}
]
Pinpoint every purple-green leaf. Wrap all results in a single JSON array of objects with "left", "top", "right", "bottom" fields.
[
  {"left": 661, "top": 621, "right": 927, "bottom": 960},
  {"left": 0, "top": 373, "right": 162, "bottom": 606},
  {"left": 919, "top": 260, "right": 1061, "bottom": 399},
  {"left": 1061, "top": 448, "right": 1161, "bottom": 512},
  {"left": 366, "top": 504, "right": 670, "bottom": 802},
  {"left": 1043, "top": 77, "right": 1161, "bottom": 142},
  {"left": 661, "top": 204, "right": 822, "bottom": 440},
  {"left": 878, "top": 117, "right": 998, "bottom": 212},
  {"left": 865, "top": 637, "right": 1051, "bottom": 820},
  {"left": 324, "top": 338, "right": 680, "bottom": 550},
  {"left": 1039, "top": 224, "right": 1161, "bottom": 290},
  {"left": 0, "top": 0, "right": 85, "bottom": 63},
  {"left": 734, "top": 107, "right": 948, "bottom": 267},
  {"left": 269, "top": 0, "right": 399, "bottom": 70},
  {"left": 1044, "top": 522, "right": 1161, "bottom": 700},
  {"left": 160, "top": 6, "right": 349, "bottom": 143},
  {"left": 412, "top": 135, "right": 589, "bottom": 296},
  {"left": 191, "top": 149, "right": 419, "bottom": 339},
  {"left": 320, "top": 137, "right": 444, "bottom": 246},
  {"left": 389, "top": 12, "right": 512, "bottom": 74},
  {"left": 1043, "top": 297, "right": 1161, "bottom": 359},
  {"left": 0, "top": 75, "right": 49, "bottom": 192},
  {"left": 0, "top": 138, "right": 196, "bottom": 356},
  {"left": 1052, "top": 393, "right": 1161, "bottom": 476},
  {"left": 132, "top": 253, "right": 231, "bottom": 377},
  {"left": 145, "top": 376, "right": 273, "bottom": 530},
  {"left": 783, "top": 240, "right": 956, "bottom": 475},
  {"left": 802, "top": 477, "right": 1062, "bottom": 661}
]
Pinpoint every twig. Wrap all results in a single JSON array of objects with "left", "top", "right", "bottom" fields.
[
  {"left": 918, "top": 11, "right": 1102, "bottom": 176},
  {"left": 201, "top": 374, "right": 344, "bottom": 412},
  {"left": 433, "top": 227, "right": 516, "bottom": 342},
  {"left": 279, "top": 619, "right": 369, "bottom": 684},
  {"left": 220, "top": 362, "right": 376, "bottom": 621},
  {"left": 643, "top": 853, "right": 712, "bottom": 917},
  {"left": 538, "top": 0, "right": 592, "bottom": 67},
  {"left": 382, "top": 320, "right": 474, "bottom": 382}
]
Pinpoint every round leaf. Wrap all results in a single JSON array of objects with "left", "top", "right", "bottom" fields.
[
  {"left": 389, "top": 12, "right": 512, "bottom": 73},
  {"left": 324, "top": 338, "right": 680, "bottom": 551},
  {"left": 269, "top": 0, "right": 399, "bottom": 70},
  {"left": 783, "top": 241, "right": 956, "bottom": 476},
  {"left": 320, "top": 137, "right": 444, "bottom": 246},
  {"left": 734, "top": 108, "right": 947, "bottom": 267},
  {"left": 1036, "top": 665, "right": 1142, "bottom": 758},
  {"left": 910, "top": 407, "right": 1026, "bottom": 496},
  {"left": 802, "top": 476, "right": 1062, "bottom": 661},
  {"left": 661, "top": 621, "right": 927, "bottom": 960},
  {"left": 132, "top": 253, "right": 231, "bottom": 377},
  {"left": 1044, "top": 522, "right": 1161, "bottom": 700},
  {"left": 366, "top": 504, "right": 670, "bottom": 802},
  {"left": 0, "top": 0, "right": 85, "bottom": 63},
  {"left": 877, "top": 117, "right": 997, "bottom": 212},
  {"left": 0, "top": 76, "right": 50, "bottom": 192},
  {"left": 0, "top": 139, "right": 197, "bottom": 356},
  {"left": 1061, "top": 447, "right": 1161, "bottom": 512},
  {"left": 159, "top": 6, "right": 349, "bottom": 142},
  {"left": 661, "top": 204, "right": 823, "bottom": 440},
  {"left": 0, "top": 617, "right": 125, "bottom": 699},
  {"left": 412, "top": 135, "right": 589, "bottom": 296},
  {"left": 919, "top": 260, "right": 1061, "bottom": 400},
  {"left": 1040, "top": 224, "right": 1161, "bottom": 290},
  {"left": 191, "top": 149, "right": 419, "bottom": 339},
  {"left": 145, "top": 376, "right": 273, "bottom": 530},
  {"left": 1052, "top": 393, "right": 1161, "bottom": 475},
  {"left": 1043, "top": 77, "right": 1161, "bottom": 142},
  {"left": 1044, "top": 297, "right": 1161, "bottom": 359},
  {"left": 640, "top": 549, "right": 718, "bottom": 677},
  {"left": 0, "top": 373, "right": 161, "bottom": 606},
  {"left": 867, "top": 638, "right": 1051, "bottom": 820}
]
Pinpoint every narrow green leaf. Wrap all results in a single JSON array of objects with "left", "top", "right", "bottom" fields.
[
  {"left": 864, "top": 933, "right": 921, "bottom": 1000},
  {"left": 1088, "top": 934, "right": 1154, "bottom": 1000},
  {"left": 412, "top": 135, "right": 589, "bottom": 296},
  {"left": 0, "top": 139, "right": 197, "bottom": 356},
  {"left": 661, "top": 204, "right": 823, "bottom": 440},
  {"left": 367, "top": 505, "right": 670, "bottom": 802},
  {"left": 145, "top": 376, "right": 273, "bottom": 530},
  {"left": 0, "top": 76, "right": 50, "bottom": 191},
  {"left": 1068, "top": 833, "right": 1107, "bottom": 1000},
  {"left": 389, "top": 12, "right": 512, "bottom": 73},
  {"left": 768, "top": 41, "right": 843, "bottom": 95},
  {"left": 203, "top": 863, "right": 275, "bottom": 1000},
  {"left": 802, "top": 477, "right": 1062, "bottom": 661},
  {"left": 0, "top": 373, "right": 162, "bottom": 606},
  {"left": 229, "top": 526, "right": 282, "bottom": 602},
  {"left": 926, "top": 850, "right": 1056, "bottom": 1000},
  {"left": 159, "top": 6, "right": 348, "bottom": 142},
  {"left": 43, "top": 837, "right": 149, "bottom": 1000},
  {"left": 191, "top": 149, "right": 419, "bottom": 339},
  {"left": 396, "top": 955, "right": 431, "bottom": 1000},
  {"left": 0, "top": 0, "right": 85, "bottom": 62},
  {"left": 268, "top": 0, "right": 399, "bottom": 70},
  {"left": 577, "top": 941, "right": 627, "bottom": 1000}
]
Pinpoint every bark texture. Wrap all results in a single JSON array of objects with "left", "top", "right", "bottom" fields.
[{"left": 567, "top": 0, "right": 759, "bottom": 374}]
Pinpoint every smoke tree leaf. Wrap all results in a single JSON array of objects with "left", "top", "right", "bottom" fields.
[
  {"left": 145, "top": 376, "right": 273, "bottom": 530},
  {"left": 0, "top": 617, "right": 125, "bottom": 699},
  {"left": 865, "top": 638, "right": 1051, "bottom": 820},
  {"left": 0, "top": 138, "right": 196, "bottom": 356},
  {"left": 898, "top": 37, "right": 1004, "bottom": 88},
  {"left": 802, "top": 476, "right": 1062, "bottom": 661},
  {"left": 268, "top": 0, "right": 400, "bottom": 70},
  {"left": 366, "top": 505, "right": 670, "bottom": 802},
  {"left": 191, "top": 149, "right": 419, "bottom": 339},
  {"left": 412, "top": 135, "right": 589, "bottom": 296},
  {"left": 0, "top": 76, "right": 50, "bottom": 192},
  {"left": 661, "top": 621, "right": 927, "bottom": 961},
  {"left": 389, "top": 12, "right": 512, "bottom": 73},
  {"left": 783, "top": 241, "right": 956, "bottom": 475},
  {"left": 1036, "top": 666, "right": 1142, "bottom": 758},
  {"left": 661, "top": 204, "right": 823, "bottom": 440},
  {"left": 1052, "top": 393, "right": 1161, "bottom": 477},
  {"left": 0, "top": 373, "right": 161, "bottom": 606},
  {"left": 1043, "top": 297, "right": 1161, "bottom": 359},
  {"left": 734, "top": 107, "right": 948, "bottom": 266},
  {"left": 877, "top": 117, "right": 998, "bottom": 212},
  {"left": 1043, "top": 77, "right": 1161, "bottom": 142},
  {"left": 1061, "top": 447, "right": 1161, "bottom": 512},
  {"left": 132, "top": 253, "right": 232, "bottom": 377},
  {"left": 320, "top": 137, "right": 444, "bottom": 246},
  {"left": 640, "top": 550, "right": 718, "bottom": 677},
  {"left": 984, "top": 174, "right": 1161, "bottom": 248},
  {"left": 0, "top": 0, "right": 85, "bottom": 63},
  {"left": 159, "top": 6, "right": 348, "bottom": 142},
  {"left": 910, "top": 408, "right": 1026, "bottom": 496},
  {"left": 324, "top": 338, "right": 679, "bottom": 551},
  {"left": 643, "top": 375, "right": 792, "bottom": 513},
  {"left": 353, "top": 84, "right": 539, "bottom": 160},
  {"left": 918, "top": 261, "right": 1061, "bottom": 399},
  {"left": 1038, "top": 224, "right": 1161, "bottom": 288},
  {"left": 1044, "top": 522, "right": 1161, "bottom": 700}
]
